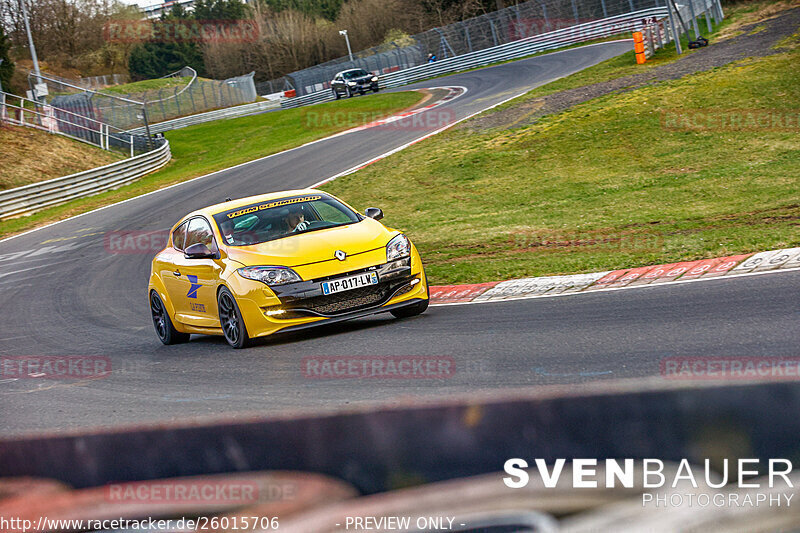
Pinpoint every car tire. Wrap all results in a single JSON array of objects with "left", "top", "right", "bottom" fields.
[
  {"left": 150, "top": 290, "right": 190, "bottom": 345},
  {"left": 217, "top": 286, "right": 251, "bottom": 349},
  {"left": 372, "top": 87, "right": 380, "bottom": 93},
  {"left": 332, "top": 88, "right": 340, "bottom": 100},
  {"left": 390, "top": 275, "right": 430, "bottom": 319},
  {"left": 360, "top": 89, "right": 366, "bottom": 95}
]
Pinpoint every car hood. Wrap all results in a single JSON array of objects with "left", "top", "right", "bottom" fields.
[{"left": 225, "top": 218, "right": 396, "bottom": 268}]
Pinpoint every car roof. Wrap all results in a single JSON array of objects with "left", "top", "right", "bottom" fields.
[
  {"left": 335, "top": 68, "right": 368, "bottom": 77},
  {"left": 185, "top": 189, "right": 329, "bottom": 221}
]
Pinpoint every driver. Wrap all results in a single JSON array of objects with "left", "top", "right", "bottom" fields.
[
  {"left": 219, "top": 220, "right": 235, "bottom": 244},
  {"left": 284, "top": 205, "right": 309, "bottom": 233}
]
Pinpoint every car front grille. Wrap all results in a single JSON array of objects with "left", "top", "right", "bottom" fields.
[
  {"left": 278, "top": 279, "right": 414, "bottom": 319},
  {"left": 302, "top": 284, "right": 389, "bottom": 315}
]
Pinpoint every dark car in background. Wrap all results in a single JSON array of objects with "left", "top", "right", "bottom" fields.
[{"left": 331, "top": 68, "right": 380, "bottom": 98}]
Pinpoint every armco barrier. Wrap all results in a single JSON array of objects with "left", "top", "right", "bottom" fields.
[
  {"left": 0, "top": 140, "right": 171, "bottom": 219},
  {"left": 282, "top": 7, "right": 669, "bottom": 109},
  {"left": 126, "top": 99, "right": 281, "bottom": 135}
]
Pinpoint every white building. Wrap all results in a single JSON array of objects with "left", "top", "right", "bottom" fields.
[{"left": 141, "top": 0, "right": 196, "bottom": 20}]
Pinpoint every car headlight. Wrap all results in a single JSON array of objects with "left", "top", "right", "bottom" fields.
[
  {"left": 347, "top": 81, "right": 356, "bottom": 86},
  {"left": 386, "top": 234, "right": 411, "bottom": 262},
  {"left": 238, "top": 266, "right": 301, "bottom": 286},
  {"left": 371, "top": 76, "right": 378, "bottom": 82}
]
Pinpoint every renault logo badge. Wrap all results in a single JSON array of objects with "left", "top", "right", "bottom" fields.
[{"left": 334, "top": 250, "right": 347, "bottom": 261}]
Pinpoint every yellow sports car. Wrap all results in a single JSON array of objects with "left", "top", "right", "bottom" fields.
[{"left": 148, "top": 190, "right": 429, "bottom": 348}]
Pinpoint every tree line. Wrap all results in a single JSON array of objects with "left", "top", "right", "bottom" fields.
[{"left": 0, "top": 0, "right": 518, "bottom": 91}]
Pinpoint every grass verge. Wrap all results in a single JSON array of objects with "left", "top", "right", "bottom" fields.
[
  {"left": 322, "top": 47, "right": 800, "bottom": 284},
  {"left": 0, "top": 91, "right": 423, "bottom": 238},
  {"left": 100, "top": 76, "right": 196, "bottom": 95},
  {"left": 486, "top": 0, "right": 796, "bottom": 111},
  {"left": 0, "top": 125, "right": 123, "bottom": 190}
]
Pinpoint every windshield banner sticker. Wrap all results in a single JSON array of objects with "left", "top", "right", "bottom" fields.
[{"left": 224, "top": 195, "right": 322, "bottom": 219}]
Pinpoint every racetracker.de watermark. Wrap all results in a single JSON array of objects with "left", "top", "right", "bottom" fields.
[
  {"left": 104, "top": 478, "right": 294, "bottom": 504},
  {"left": 509, "top": 228, "right": 665, "bottom": 253},
  {"left": 661, "top": 108, "right": 800, "bottom": 132},
  {"left": 0, "top": 356, "right": 111, "bottom": 379},
  {"left": 302, "top": 356, "right": 456, "bottom": 379},
  {"left": 104, "top": 229, "right": 304, "bottom": 254},
  {"left": 105, "top": 230, "right": 169, "bottom": 255},
  {"left": 301, "top": 109, "right": 456, "bottom": 132},
  {"left": 103, "top": 19, "right": 259, "bottom": 43},
  {"left": 661, "top": 357, "right": 800, "bottom": 380}
]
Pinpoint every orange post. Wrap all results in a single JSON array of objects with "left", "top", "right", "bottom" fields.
[{"left": 633, "top": 31, "right": 647, "bottom": 64}]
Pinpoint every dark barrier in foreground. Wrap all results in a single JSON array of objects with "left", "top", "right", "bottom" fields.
[{"left": 1, "top": 382, "right": 799, "bottom": 492}]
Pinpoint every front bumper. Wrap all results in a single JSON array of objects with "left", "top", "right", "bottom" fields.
[
  {"left": 268, "top": 298, "right": 426, "bottom": 337},
  {"left": 346, "top": 80, "right": 379, "bottom": 92},
  {"left": 234, "top": 255, "right": 427, "bottom": 338}
]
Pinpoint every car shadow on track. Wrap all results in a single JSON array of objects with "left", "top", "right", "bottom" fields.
[{"left": 189, "top": 313, "right": 430, "bottom": 349}]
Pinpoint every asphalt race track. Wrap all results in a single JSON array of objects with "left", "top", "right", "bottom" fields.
[{"left": 1, "top": 41, "right": 798, "bottom": 435}]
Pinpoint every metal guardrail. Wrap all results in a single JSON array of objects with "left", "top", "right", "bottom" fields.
[
  {"left": 1, "top": 91, "right": 141, "bottom": 155},
  {"left": 126, "top": 98, "right": 281, "bottom": 135},
  {"left": 289, "top": 0, "right": 669, "bottom": 96},
  {"left": 282, "top": 7, "right": 668, "bottom": 109},
  {"left": 0, "top": 140, "right": 171, "bottom": 220}
]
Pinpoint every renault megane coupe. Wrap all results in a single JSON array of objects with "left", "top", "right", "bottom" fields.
[{"left": 148, "top": 190, "right": 429, "bottom": 348}]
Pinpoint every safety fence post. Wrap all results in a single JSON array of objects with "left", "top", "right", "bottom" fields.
[
  {"left": 689, "top": 0, "right": 700, "bottom": 39},
  {"left": 667, "top": 0, "right": 683, "bottom": 54},
  {"left": 174, "top": 87, "right": 181, "bottom": 116}
]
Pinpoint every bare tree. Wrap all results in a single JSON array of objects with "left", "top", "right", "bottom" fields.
[{"left": 2, "top": 0, "right": 139, "bottom": 76}]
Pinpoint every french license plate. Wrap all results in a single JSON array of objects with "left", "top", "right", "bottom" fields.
[{"left": 322, "top": 272, "right": 378, "bottom": 295}]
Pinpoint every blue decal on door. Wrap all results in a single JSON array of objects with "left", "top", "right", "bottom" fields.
[{"left": 187, "top": 275, "right": 201, "bottom": 299}]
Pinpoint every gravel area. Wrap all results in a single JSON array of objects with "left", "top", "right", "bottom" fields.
[{"left": 465, "top": 7, "right": 800, "bottom": 131}]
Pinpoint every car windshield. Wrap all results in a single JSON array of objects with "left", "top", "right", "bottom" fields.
[
  {"left": 212, "top": 194, "right": 361, "bottom": 246},
  {"left": 342, "top": 69, "right": 370, "bottom": 79}
]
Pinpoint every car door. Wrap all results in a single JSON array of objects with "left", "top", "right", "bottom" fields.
[
  {"left": 161, "top": 220, "right": 189, "bottom": 317},
  {"left": 167, "top": 217, "right": 224, "bottom": 328}
]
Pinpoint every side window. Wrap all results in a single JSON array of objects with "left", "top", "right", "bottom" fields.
[
  {"left": 185, "top": 217, "right": 217, "bottom": 253},
  {"left": 172, "top": 221, "right": 187, "bottom": 251}
]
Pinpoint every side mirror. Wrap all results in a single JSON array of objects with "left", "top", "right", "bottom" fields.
[
  {"left": 365, "top": 207, "right": 383, "bottom": 220},
  {"left": 184, "top": 243, "right": 215, "bottom": 259}
]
